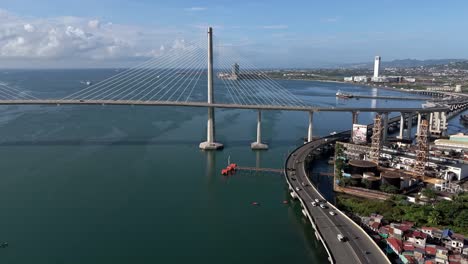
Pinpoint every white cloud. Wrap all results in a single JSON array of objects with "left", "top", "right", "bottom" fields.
[
  {"left": 88, "top": 19, "right": 100, "bottom": 29},
  {"left": 23, "top": 24, "right": 35, "bottom": 32},
  {"left": 185, "top": 7, "right": 207, "bottom": 11},
  {"left": 261, "top": 25, "right": 288, "bottom": 30},
  {"left": 0, "top": 9, "right": 185, "bottom": 67}
]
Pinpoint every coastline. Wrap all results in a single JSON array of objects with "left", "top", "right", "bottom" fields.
[{"left": 272, "top": 77, "right": 421, "bottom": 94}]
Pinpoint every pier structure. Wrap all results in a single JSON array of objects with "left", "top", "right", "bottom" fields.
[
  {"left": 307, "top": 111, "right": 314, "bottom": 142},
  {"left": 251, "top": 110, "right": 268, "bottom": 150}
]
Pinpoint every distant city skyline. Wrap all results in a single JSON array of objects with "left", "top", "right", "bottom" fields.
[{"left": 0, "top": 0, "right": 467, "bottom": 68}]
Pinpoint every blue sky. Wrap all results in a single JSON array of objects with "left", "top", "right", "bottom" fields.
[{"left": 0, "top": 0, "right": 467, "bottom": 68}]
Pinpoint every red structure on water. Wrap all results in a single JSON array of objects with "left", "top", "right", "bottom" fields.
[{"left": 221, "top": 163, "right": 237, "bottom": 175}]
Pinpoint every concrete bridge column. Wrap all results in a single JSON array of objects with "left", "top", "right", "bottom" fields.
[
  {"left": 251, "top": 110, "right": 268, "bottom": 150},
  {"left": 398, "top": 112, "right": 405, "bottom": 139},
  {"left": 406, "top": 112, "right": 414, "bottom": 140},
  {"left": 307, "top": 111, "right": 314, "bottom": 143},
  {"left": 382, "top": 112, "right": 389, "bottom": 142},
  {"left": 416, "top": 112, "right": 422, "bottom": 136},
  {"left": 352, "top": 111, "right": 359, "bottom": 125},
  {"left": 200, "top": 27, "right": 223, "bottom": 150}
]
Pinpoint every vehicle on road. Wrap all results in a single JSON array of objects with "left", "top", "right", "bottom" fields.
[
  {"left": 311, "top": 202, "right": 317, "bottom": 206},
  {"left": 314, "top": 198, "right": 320, "bottom": 203},
  {"left": 295, "top": 187, "right": 300, "bottom": 191},
  {"left": 337, "top": 234, "right": 346, "bottom": 242},
  {"left": 319, "top": 203, "right": 327, "bottom": 209},
  {"left": 329, "top": 211, "right": 336, "bottom": 216},
  {"left": 291, "top": 177, "right": 296, "bottom": 181}
]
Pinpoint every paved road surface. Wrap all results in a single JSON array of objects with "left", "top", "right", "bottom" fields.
[{"left": 285, "top": 136, "right": 390, "bottom": 264}]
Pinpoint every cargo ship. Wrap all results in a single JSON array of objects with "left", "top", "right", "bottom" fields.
[{"left": 336, "top": 90, "right": 353, "bottom": 99}]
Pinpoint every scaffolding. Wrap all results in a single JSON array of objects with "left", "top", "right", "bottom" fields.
[
  {"left": 369, "top": 114, "right": 383, "bottom": 164},
  {"left": 414, "top": 119, "right": 429, "bottom": 179}
]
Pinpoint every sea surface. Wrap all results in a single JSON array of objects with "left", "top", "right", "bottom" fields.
[{"left": 0, "top": 70, "right": 465, "bottom": 263}]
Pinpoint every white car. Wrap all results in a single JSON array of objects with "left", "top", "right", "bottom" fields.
[
  {"left": 319, "top": 204, "right": 327, "bottom": 209},
  {"left": 314, "top": 199, "right": 320, "bottom": 203},
  {"left": 329, "top": 211, "right": 336, "bottom": 216},
  {"left": 311, "top": 202, "right": 317, "bottom": 206},
  {"left": 295, "top": 187, "right": 300, "bottom": 191},
  {"left": 337, "top": 234, "right": 346, "bottom": 242}
]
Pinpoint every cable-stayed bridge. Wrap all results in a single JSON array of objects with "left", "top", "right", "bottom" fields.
[{"left": 0, "top": 27, "right": 464, "bottom": 150}]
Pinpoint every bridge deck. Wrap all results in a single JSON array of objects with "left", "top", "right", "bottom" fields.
[{"left": 0, "top": 99, "right": 450, "bottom": 112}]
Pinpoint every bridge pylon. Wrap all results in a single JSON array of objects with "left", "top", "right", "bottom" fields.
[{"left": 200, "top": 27, "right": 223, "bottom": 150}]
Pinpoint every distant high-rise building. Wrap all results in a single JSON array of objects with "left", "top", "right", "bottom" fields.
[
  {"left": 232, "top": 63, "right": 240, "bottom": 77},
  {"left": 373, "top": 56, "right": 381, "bottom": 78}
]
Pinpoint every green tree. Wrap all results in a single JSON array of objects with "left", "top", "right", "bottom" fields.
[
  {"left": 380, "top": 183, "right": 399, "bottom": 194},
  {"left": 454, "top": 210, "right": 468, "bottom": 228},
  {"left": 428, "top": 210, "right": 441, "bottom": 225}
]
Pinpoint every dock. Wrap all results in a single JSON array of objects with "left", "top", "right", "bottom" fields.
[{"left": 237, "top": 167, "right": 283, "bottom": 173}]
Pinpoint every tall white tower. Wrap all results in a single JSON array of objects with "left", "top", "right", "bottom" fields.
[{"left": 373, "top": 56, "right": 381, "bottom": 78}]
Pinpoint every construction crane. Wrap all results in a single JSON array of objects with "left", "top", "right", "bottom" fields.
[
  {"left": 414, "top": 119, "right": 429, "bottom": 179},
  {"left": 369, "top": 113, "right": 383, "bottom": 164}
]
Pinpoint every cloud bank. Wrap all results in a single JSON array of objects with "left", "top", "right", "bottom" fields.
[{"left": 0, "top": 9, "right": 189, "bottom": 68}]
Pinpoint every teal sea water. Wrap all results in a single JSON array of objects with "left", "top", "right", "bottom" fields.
[{"left": 0, "top": 70, "right": 465, "bottom": 263}]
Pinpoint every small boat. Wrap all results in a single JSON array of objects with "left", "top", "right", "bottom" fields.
[
  {"left": 251, "top": 202, "right": 260, "bottom": 206},
  {"left": 282, "top": 200, "right": 289, "bottom": 204},
  {"left": 336, "top": 90, "right": 353, "bottom": 99}
]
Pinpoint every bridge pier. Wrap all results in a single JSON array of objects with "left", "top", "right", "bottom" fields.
[
  {"left": 429, "top": 111, "right": 448, "bottom": 137},
  {"left": 382, "top": 112, "right": 389, "bottom": 142},
  {"left": 416, "top": 112, "right": 422, "bottom": 136},
  {"left": 307, "top": 111, "right": 313, "bottom": 143},
  {"left": 352, "top": 111, "right": 359, "bottom": 125},
  {"left": 398, "top": 113, "right": 403, "bottom": 139},
  {"left": 251, "top": 110, "right": 268, "bottom": 150},
  {"left": 406, "top": 112, "right": 414, "bottom": 140},
  {"left": 199, "top": 27, "right": 223, "bottom": 150}
]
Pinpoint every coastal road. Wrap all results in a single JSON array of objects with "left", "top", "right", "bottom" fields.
[{"left": 285, "top": 136, "right": 390, "bottom": 264}]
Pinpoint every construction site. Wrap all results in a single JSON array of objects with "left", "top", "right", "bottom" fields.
[{"left": 333, "top": 113, "right": 468, "bottom": 201}]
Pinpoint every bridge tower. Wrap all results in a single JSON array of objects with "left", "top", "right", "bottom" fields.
[{"left": 200, "top": 27, "right": 223, "bottom": 150}]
